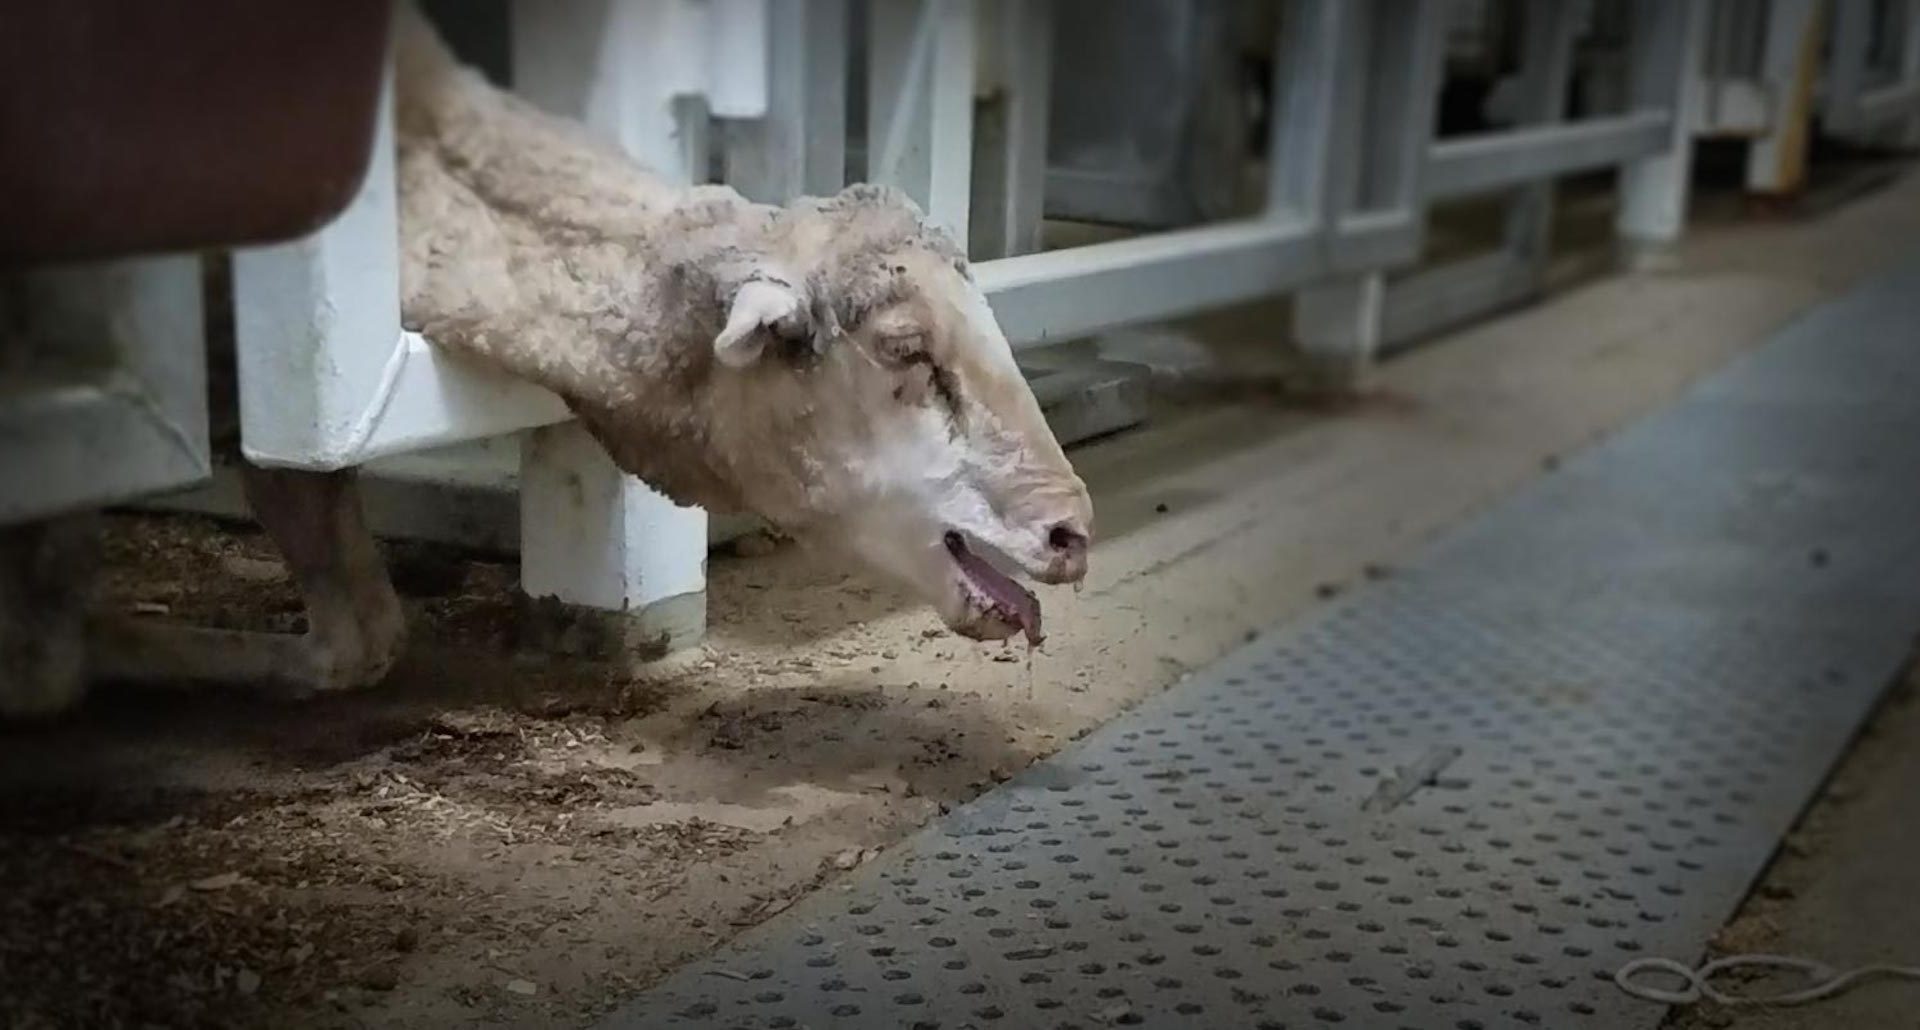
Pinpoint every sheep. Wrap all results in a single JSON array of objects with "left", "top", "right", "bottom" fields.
[{"left": 1, "top": 8, "right": 1092, "bottom": 711}]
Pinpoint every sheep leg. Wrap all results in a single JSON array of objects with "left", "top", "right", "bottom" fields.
[
  {"left": 0, "top": 515, "right": 98, "bottom": 717},
  {"left": 87, "top": 618, "right": 319, "bottom": 693},
  {"left": 89, "top": 466, "right": 407, "bottom": 696},
  {"left": 240, "top": 465, "right": 407, "bottom": 695}
]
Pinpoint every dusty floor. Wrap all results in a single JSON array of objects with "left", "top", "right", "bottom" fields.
[{"left": 8, "top": 169, "right": 1920, "bottom": 1029}]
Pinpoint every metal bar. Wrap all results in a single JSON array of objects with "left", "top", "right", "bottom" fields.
[
  {"left": 1825, "top": 0, "right": 1874, "bottom": 133},
  {"left": 1356, "top": 0, "right": 1450, "bottom": 216},
  {"left": 1617, "top": 0, "right": 1710, "bottom": 251},
  {"left": 1427, "top": 112, "right": 1674, "bottom": 201},
  {"left": 975, "top": 216, "right": 1324, "bottom": 347},
  {"left": 231, "top": 27, "right": 569, "bottom": 472},
  {"left": 510, "top": 0, "right": 710, "bottom": 650},
  {"left": 867, "top": 0, "right": 977, "bottom": 243},
  {"left": 235, "top": 0, "right": 754, "bottom": 473},
  {"left": 1265, "top": 0, "right": 1357, "bottom": 220},
  {"left": 968, "top": 0, "right": 1053, "bottom": 259},
  {"left": 1328, "top": 209, "right": 1424, "bottom": 272},
  {"left": 1291, "top": 0, "right": 1447, "bottom": 371},
  {"left": 721, "top": 0, "right": 848, "bottom": 202},
  {"left": 1377, "top": 249, "right": 1542, "bottom": 352},
  {"left": 1854, "top": 77, "right": 1920, "bottom": 122},
  {"left": 1503, "top": 0, "right": 1582, "bottom": 262},
  {"left": 703, "top": 0, "right": 770, "bottom": 118},
  {"left": 1318, "top": 0, "right": 1376, "bottom": 222},
  {"left": 0, "top": 257, "right": 209, "bottom": 524},
  {"left": 519, "top": 422, "right": 707, "bottom": 650},
  {"left": 1744, "top": 0, "right": 1822, "bottom": 194}
]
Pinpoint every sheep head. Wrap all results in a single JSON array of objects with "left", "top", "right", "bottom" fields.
[{"left": 697, "top": 186, "right": 1092, "bottom": 645}]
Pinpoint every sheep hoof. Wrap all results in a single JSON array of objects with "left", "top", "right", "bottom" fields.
[{"left": 86, "top": 609, "right": 407, "bottom": 698}]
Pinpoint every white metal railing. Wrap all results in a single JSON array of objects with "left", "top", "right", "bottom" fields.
[
  {"left": 26, "top": 0, "right": 1908, "bottom": 652},
  {"left": 1825, "top": 0, "right": 1920, "bottom": 138},
  {"left": 1425, "top": 112, "right": 1675, "bottom": 201},
  {"left": 1312, "top": 0, "right": 1704, "bottom": 359},
  {"left": 1, "top": 258, "right": 209, "bottom": 526},
  {"left": 214, "top": 0, "right": 1695, "bottom": 647}
]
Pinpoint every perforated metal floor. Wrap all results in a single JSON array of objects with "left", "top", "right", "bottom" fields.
[{"left": 605, "top": 253, "right": 1920, "bottom": 1030}]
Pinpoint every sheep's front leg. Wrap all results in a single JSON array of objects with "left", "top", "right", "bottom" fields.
[
  {"left": 0, "top": 515, "right": 98, "bottom": 717},
  {"left": 243, "top": 465, "right": 407, "bottom": 693},
  {"left": 91, "top": 467, "right": 407, "bottom": 697}
]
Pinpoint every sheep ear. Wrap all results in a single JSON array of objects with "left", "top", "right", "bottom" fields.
[
  {"left": 714, "top": 278, "right": 843, "bottom": 367},
  {"left": 713, "top": 280, "right": 803, "bottom": 368}
]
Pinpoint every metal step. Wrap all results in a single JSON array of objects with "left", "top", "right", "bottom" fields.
[{"left": 601, "top": 248, "right": 1920, "bottom": 1030}]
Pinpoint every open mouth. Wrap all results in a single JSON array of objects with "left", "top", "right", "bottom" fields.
[{"left": 944, "top": 530, "right": 1042, "bottom": 645}]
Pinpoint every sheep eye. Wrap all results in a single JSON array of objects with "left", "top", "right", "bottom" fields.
[{"left": 876, "top": 331, "right": 928, "bottom": 365}]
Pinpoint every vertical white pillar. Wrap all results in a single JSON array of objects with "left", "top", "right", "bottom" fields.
[
  {"left": 1289, "top": 0, "right": 1445, "bottom": 384},
  {"left": 1745, "top": 0, "right": 1822, "bottom": 196},
  {"left": 1504, "top": 0, "right": 1582, "bottom": 268},
  {"left": 1288, "top": 0, "right": 1374, "bottom": 376},
  {"left": 1897, "top": 0, "right": 1920, "bottom": 146},
  {"left": 722, "top": 0, "right": 849, "bottom": 202},
  {"left": 511, "top": 0, "right": 713, "bottom": 656},
  {"left": 510, "top": 0, "right": 713, "bottom": 181},
  {"left": 519, "top": 422, "right": 706, "bottom": 656},
  {"left": 231, "top": 50, "right": 403, "bottom": 471},
  {"left": 1824, "top": 0, "right": 1873, "bottom": 138},
  {"left": 969, "top": 0, "right": 1053, "bottom": 259},
  {"left": 1293, "top": 273, "right": 1386, "bottom": 383},
  {"left": 868, "top": 0, "right": 978, "bottom": 246},
  {"left": 1616, "top": 0, "right": 1709, "bottom": 265}
]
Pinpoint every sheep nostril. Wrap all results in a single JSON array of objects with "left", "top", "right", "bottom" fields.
[{"left": 1048, "top": 523, "right": 1088, "bottom": 554}]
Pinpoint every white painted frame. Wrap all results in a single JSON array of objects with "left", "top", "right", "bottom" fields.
[
  {"left": 1351, "top": 0, "right": 1708, "bottom": 359},
  {"left": 0, "top": 257, "right": 209, "bottom": 526},
  {"left": 1744, "top": 0, "right": 1824, "bottom": 195},
  {"left": 229, "top": 0, "right": 785, "bottom": 647},
  {"left": 231, "top": 42, "right": 564, "bottom": 473},
  {"left": 1825, "top": 0, "right": 1920, "bottom": 137},
  {"left": 206, "top": 0, "right": 1740, "bottom": 648},
  {"left": 983, "top": 0, "right": 1445, "bottom": 349}
]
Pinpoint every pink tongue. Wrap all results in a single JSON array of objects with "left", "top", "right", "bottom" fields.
[{"left": 952, "top": 544, "right": 1043, "bottom": 645}]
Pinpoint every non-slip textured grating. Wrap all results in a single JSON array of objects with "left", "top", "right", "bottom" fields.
[{"left": 604, "top": 251, "right": 1920, "bottom": 1029}]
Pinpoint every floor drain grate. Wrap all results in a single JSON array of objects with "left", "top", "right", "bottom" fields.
[{"left": 603, "top": 253, "right": 1920, "bottom": 1029}]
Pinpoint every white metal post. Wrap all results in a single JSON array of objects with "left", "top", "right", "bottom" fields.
[
  {"left": 519, "top": 422, "right": 706, "bottom": 656},
  {"left": 969, "top": 0, "right": 1053, "bottom": 259},
  {"left": 1291, "top": 0, "right": 1383, "bottom": 376},
  {"left": 511, "top": 0, "right": 714, "bottom": 657},
  {"left": 1616, "top": 0, "right": 1709, "bottom": 265},
  {"left": 511, "top": 0, "right": 715, "bottom": 181},
  {"left": 231, "top": 43, "right": 568, "bottom": 473},
  {"left": 1825, "top": 0, "right": 1873, "bottom": 136},
  {"left": 1899, "top": 0, "right": 1920, "bottom": 145},
  {"left": 1292, "top": 0, "right": 1448, "bottom": 381},
  {"left": 1817, "top": 0, "right": 1920, "bottom": 144},
  {"left": 722, "top": 0, "right": 850, "bottom": 202},
  {"left": 1358, "top": 0, "right": 1578, "bottom": 356},
  {"left": 1504, "top": 0, "right": 1584, "bottom": 268},
  {"left": 1264, "top": 0, "right": 1350, "bottom": 222},
  {"left": 1745, "top": 0, "right": 1823, "bottom": 196},
  {"left": 867, "top": 0, "right": 978, "bottom": 245},
  {"left": 0, "top": 257, "right": 209, "bottom": 525}
]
